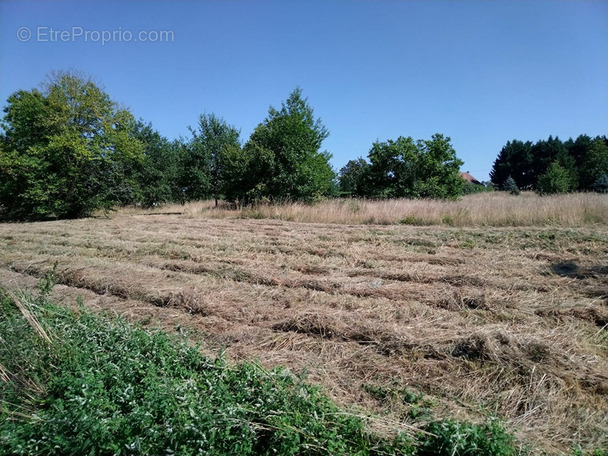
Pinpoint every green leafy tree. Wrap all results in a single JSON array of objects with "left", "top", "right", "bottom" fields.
[
  {"left": 338, "top": 158, "right": 370, "bottom": 196},
  {"left": 218, "top": 143, "right": 250, "bottom": 205},
  {"left": 0, "top": 71, "right": 143, "bottom": 219},
  {"left": 366, "top": 134, "right": 464, "bottom": 199},
  {"left": 537, "top": 161, "right": 571, "bottom": 195},
  {"left": 131, "top": 121, "right": 183, "bottom": 207},
  {"left": 178, "top": 144, "right": 211, "bottom": 203},
  {"left": 187, "top": 114, "right": 240, "bottom": 206},
  {"left": 235, "top": 88, "right": 334, "bottom": 204},
  {"left": 554, "top": 149, "right": 578, "bottom": 191},
  {"left": 222, "top": 142, "right": 279, "bottom": 206},
  {"left": 416, "top": 134, "right": 465, "bottom": 198}
]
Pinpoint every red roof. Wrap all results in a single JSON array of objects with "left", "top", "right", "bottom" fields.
[{"left": 459, "top": 171, "right": 482, "bottom": 185}]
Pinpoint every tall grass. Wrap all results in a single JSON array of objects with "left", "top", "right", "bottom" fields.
[{"left": 121, "top": 193, "right": 608, "bottom": 227}]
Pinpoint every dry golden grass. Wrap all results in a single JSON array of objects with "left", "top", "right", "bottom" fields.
[
  {"left": 118, "top": 192, "right": 608, "bottom": 227},
  {"left": 1, "top": 195, "right": 607, "bottom": 453}
]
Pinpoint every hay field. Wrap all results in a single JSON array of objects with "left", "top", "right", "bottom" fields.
[{"left": 0, "top": 198, "right": 606, "bottom": 453}]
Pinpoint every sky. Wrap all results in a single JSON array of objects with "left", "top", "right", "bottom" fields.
[{"left": 1, "top": 0, "right": 607, "bottom": 181}]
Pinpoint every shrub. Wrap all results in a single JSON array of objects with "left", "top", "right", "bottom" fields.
[
  {"left": 400, "top": 215, "right": 430, "bottom": 226},
  {"left": 461, "top": 182, "right": 494, "bottom": 195}
]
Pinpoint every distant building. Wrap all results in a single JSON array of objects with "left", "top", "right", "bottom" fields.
[{"left": 459, "top": 171, "right": 482, "bottom": 185}]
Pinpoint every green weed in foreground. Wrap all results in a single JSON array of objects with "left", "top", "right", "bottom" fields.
[
  {"left": 0, "top": 289, "right": 411, "bottom": 455},
  {"left": 0, "top": 288, "right": 521, "bottom": 455},
  {"left": 417, "top": 419, "right": 516, "bottom": 456}
]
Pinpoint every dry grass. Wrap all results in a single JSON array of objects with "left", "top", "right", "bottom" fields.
[
  {"left": 118, "top": 192, "right": 608, "bottom": 227},
  {"left": 3, "top": 289, "right": 52, "bottom": 343},
  {"left": 0, "top": 197, "right": 607, "bottom": 454}
]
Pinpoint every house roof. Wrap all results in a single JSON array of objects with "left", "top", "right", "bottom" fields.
[{"left": 459, "top": 171, "right": 482, "bottom": 185}]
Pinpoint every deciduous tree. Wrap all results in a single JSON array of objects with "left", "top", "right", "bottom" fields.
[
  {"left": 338, "top": 158, "right": 370, "bottom": 196},
  {"left": 537, "top": 161, "right": 571, "bottom": 195},
  {"left": 236, "top": 88, "right": 334, "bottom": 204},
  {"left": 131, "top": 121, "right": 183, "bottom": 207},
  {"left": 187, "top": 114, "right": 240, "bottom": 206},
  {"left": 366, "top": 134, "right": 463, "bottom": 199},
  {"left": 0, "top": 71, "right": 143, "bottom": 219}
]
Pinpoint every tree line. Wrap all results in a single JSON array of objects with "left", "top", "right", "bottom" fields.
[
  {"left": 3, "top": 72, "right": 604, "bottom": 221},
  {"left": 337, "top": 135, "right": 465, "bottom": 199},
  {"left": 0, "top": 72, "right": 467, "bottom": 220},
  {"left": 490, "top": 135, "right": 608, "bottom": 194}
]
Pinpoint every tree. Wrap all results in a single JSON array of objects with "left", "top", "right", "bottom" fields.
[
  {"left": 491, "top": 134, "right": 606, "bottom": 192},
  {"left": 0, "top": 71, "right": 143, "bottom": 219},
  {"left": 131, "top": 121, "right": 183, "bottom": 207},
  {"left": 338, "top": 158, "right": 370, "bottom": 196},
  {"left": 187, "top": 114, "right": 240, "bottom": 206},
  {"left": 579, "top": 138, "right": 608, "bottom": 191},
  {"left": 416, "top": 134, "right": 465, "bottom": 198},
  {"left": 365, "top": 134, "right": 464, "bottom": 199},
  {"left": 490, "top": 140, "right": 533, "bottom": 190},
  {"left": 537, "top": 161, "right": 571, "bottom": 195},
  {"left": 234, "top": 88, "right": 334, "bottom": 204},
  {"left": 218, "top": 143, "right": 251, "bottom": 205},
  {"left": 503, "top": 176, "right": 520, "bottom": 195},
  {"left": 553, "top": 150, "right": 578, "bottom": 192},
  {"left": 530, "top": 136, "right": 567, "bottom": 185},
  {"left": 564, "top": 134, "right": 593, "bottom": 170},
  {"left": 221, "top": 141, "right": 278, "bottom": 206}
]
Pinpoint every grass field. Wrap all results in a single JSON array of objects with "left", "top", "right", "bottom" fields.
[{"left": 1, "top": 194, "right": 607, "bottom": 454}]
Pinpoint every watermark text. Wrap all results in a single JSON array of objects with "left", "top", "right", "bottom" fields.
[{"left": 17, "top": 26, "right": 174, "bottom": 45}]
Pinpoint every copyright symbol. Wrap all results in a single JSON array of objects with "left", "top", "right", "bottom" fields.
[{"left": 17, "top": 27, "right": 31, "bottom": 41}]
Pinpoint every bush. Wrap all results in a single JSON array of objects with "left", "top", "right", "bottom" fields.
[
  {"left": 461, "top": 182, "right": 494, "bottom": 196},
  {"left": 400, "top": 215, "right": 432, "bottom": 226}
]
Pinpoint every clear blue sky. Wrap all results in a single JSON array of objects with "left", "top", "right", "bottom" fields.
[{"left": 1, "top": 0, "right": 607, "bottom": 180}]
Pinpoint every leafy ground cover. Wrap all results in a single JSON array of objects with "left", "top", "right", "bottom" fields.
[{"left": 0, "top": 287, "right": 518, "bottom": 455}]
